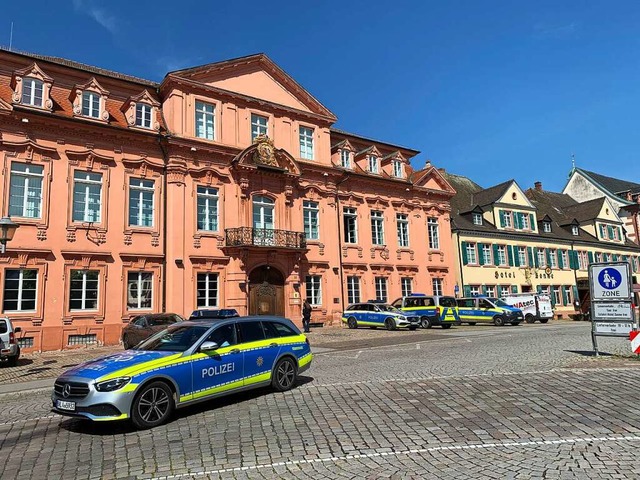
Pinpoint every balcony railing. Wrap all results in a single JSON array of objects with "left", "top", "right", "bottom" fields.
[{"left": 225, "top": 227, "right": 306, "bottom": 249}]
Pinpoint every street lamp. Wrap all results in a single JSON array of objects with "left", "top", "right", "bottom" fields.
[{"left": 0, "top": 216, "right": 19, "bottom": 254}]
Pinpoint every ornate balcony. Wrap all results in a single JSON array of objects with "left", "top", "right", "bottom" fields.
[{"left": 225, "top": 227, "right": 306, "bottom": 250}]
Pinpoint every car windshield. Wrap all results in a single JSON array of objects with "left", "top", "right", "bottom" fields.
[
  {"left": 489, "top": 298, "right": 510, "bottom": 308},
  {"left": 135, "top": 325, "right": 210, "bottom": 352},
  {"left": 377, "top": 304, "right": 401, "bottom": 313}
]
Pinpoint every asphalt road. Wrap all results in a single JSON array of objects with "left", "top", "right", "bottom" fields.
[{"left": 1, "top": 322, "right": 639, "bottom": 479}]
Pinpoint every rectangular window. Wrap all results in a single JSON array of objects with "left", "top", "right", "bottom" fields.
[
  {"left": 129, "top": 178, "right": 154, "bottom": 227},
  {"left": 195, "top": 101, "right": 215, "bottom": 140},
  {"left": 553, "top": 286, "right": 561, "bottom": 306},
  {"left": 69, "top": 270, "right": 99, "bottom": 311},
  {"left": 396, "top": 213, "right": 409, "bottom": 247},
  {"left": 72, "top": 171, "right": 102, "bottom": 223},
  {"left": 305, "top": 275, "right": 322, "bottom": 305},
  {"left": 196, "top": 186, "right": 219, "bottom": 231},
  {"left": 503, "top": 211, "right": 512, "bottom": 228},
  {"left": 482, "top": 244, "right": 492, "bottom": 265},
  {"left": 196, "top": 272, "right": 218, "bottom": 308},
  {"left": 497, "top": 245, "right": 507, "bottom": 266},
  {"left": 485, "top": 285, "right": 496, "bottom": 297},
  {"left": 469, "top": 285, "right": 481, "bottom": 296},
  {"left": 563, "top": 286, "right": 572, "bottom": 306},
  {"left": 343, "top": 207, "right": 358, "bottom": 243},
  {"left": 371, "top": 210, "right": 385, "bottom": 245},
  {"left": 473, "top": 213, "right": 483, "bottom": 225},
  {"left": 347, "top": 276, "right": 360, "bottom": 304},
  {"left": 251, "top": 114, "right": 268, "bottom": 141},
  {"left": 520, "top": 214, "right": 530, "bottom": 230},
  {"left": 82, "top": 91, "right": 100, "bottom": 118},
  {"left": 549, "top": 250, "right": 557, "bottom": 268},
  {"left": 303, "top": 201, "right": 319, "bottom": 240},
  {"left": 428, "top": 217, "right": 440, "bottom": 250},
  {"left": 537, "top": 248, "right": 546, "bottom": 267},
  {"left": 393, "top": 160, "right": 403, "bottom": 178},
  {"left": 368, "top": 155, "right": 379, "bottom": 173},
  {"left": 579, "top": 251, "right": 588, "bottom": 270},
  {"left": 340, "top": 149, "right": 351, "bottom": 168},
  {"left": 135, "top": 103, "right": 152, "bottom": 128},
  {"left": 3, "top": 269, "right": 37, "bottom": 312},
  {"left": 572, "top": 225, "right": 579, "bottom": 236},
  {"left": 299, "top": 126, "right": 314, "bottom": 160},
  {"left": 22, "top": 78, "right": 43, "bottom": 107},
  {"left": 401, "top": 277, "right": 413, "bottom": 297},
  {"left": 432, "top": 278, "right": 443, "bottom": 296},
  {"left": 560, "top": 250, "right": 568, "bottom": 269},
  {"left": 68, "top": 334, "right": 97, "bottom": 346},
  {"left": 543, "top": 222, "right": 552, "bottom": 233},
  {"left": 9, "top": 162, "right": 44, "bottom": 219},
  {"left": 375, "top": 277, "right": 387, "bottom": 302},
  {"left": 517, "top": 246, "right": 527, "bottom": 266},
  {"left": 499, "top": 285, "right": 510, "bottom": 297},
  {"left": 466, "top": 243, "right": 478, "bottom": 264},
  {"left": 127, "top": 272, "right": 153, "bottom": 309}
]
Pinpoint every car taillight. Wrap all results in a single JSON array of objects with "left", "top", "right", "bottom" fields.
[{"left": 9, "top": 332, "right": 15, "bottom": 345}]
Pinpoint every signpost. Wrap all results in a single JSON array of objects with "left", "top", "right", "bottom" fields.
[{"left": 589, "top": 262, "right": 637, "bottom": 356}]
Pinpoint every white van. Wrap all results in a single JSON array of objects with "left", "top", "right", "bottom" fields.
[{"left": 500, "top": 293, "right": 553, "bottom": 324}]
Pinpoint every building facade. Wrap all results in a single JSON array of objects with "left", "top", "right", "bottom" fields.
[
  {"left": 445, "top": 173, "right": 640, "bottom": 318},
  {"left": 0, "top": 49, "right": 456, "bottom": 351}
]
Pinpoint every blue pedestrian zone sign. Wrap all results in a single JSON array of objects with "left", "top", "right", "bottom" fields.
[
  {"left": 589, "top": 263, "right": 631, "bottom": 302},
  {"left": 598, "top": 268, "right": 622, "bottom": 290}
]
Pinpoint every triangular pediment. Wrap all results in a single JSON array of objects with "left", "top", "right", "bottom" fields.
[
  {"left": 412, "top": 166, "right": 456, "bottom": 195},
  {"left": 496, "top": 182, "right": 534, "bottom": 208},
  {"left": 170, "top": 54, "right": 336, "bottom": 120}
]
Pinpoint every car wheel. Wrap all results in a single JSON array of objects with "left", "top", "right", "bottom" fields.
[
  {"left": 131, "top": 381, "right": 174, "bottom": 430},
  {"left": 441, "top": 324, "right": 452, "bottom": 329},
  {"left": 420, "top": 316, "right": 432, "bottom": 329},
  {"left": 272, "top": 357, "right": 297, "bottom": 392},
  {"left": 511, "top": 322, "right": 521, "bottom": 326},
  {"left": 347, "top": 317, "right": 358, "bottom": 329},
  {"left": 540, "top": 319, "right": 549, "bottom": 324},
  {"left": 493, "top": 316, "right": 505, "bottom": 327},
  {"left": 525, "top": 314, "right": 535, "bottom": 324},
  {"left": 385, "top": 317, "right": 396, "bottom": 331}
]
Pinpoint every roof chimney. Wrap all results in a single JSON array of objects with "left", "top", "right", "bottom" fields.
[{"left": 534, "top": 181, "right": 542, "bottom": 191}]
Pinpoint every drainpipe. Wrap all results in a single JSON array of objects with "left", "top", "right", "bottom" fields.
[
  {"left": 455, "top": 230, "right": 465, "bottom": 296},
  {"left": 157, "top": 136, "right": 169, "bottom": 313},
  {"left": 334, "top": 172, "right": 350, "bottom": 314}
]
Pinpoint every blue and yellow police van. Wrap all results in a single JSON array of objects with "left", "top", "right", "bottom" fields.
[
  {"left": 456, "top": 296, "right": 524, "bottom": 326},
  {"left": 391, "top": 293, "right": 460, "bottom": 329}
]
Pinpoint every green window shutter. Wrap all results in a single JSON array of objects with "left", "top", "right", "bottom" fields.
[
  {"left": 618, "top": 227, "right": 623, "bottom": 240},
  {"left": 482, "top": 285, "right": 487, "bottom": 295},
  {"left": 461, "top": 242, "right": 469, "bottom": 265},
  {"left": 511, "top": 285, "right": 518, "bottom": 293},
  {"left": 607, "top": 225, "right": 614, "bottom": 239},
  {"left": 529, "top": 213, "right": 535, "bottom": 230},
  {"left": 528, "top": 247, "right": 534, "bottom": 266},
  {"left": 536, "top": 285, "right": 542, "bottom": 294},
  {"left": 478, "top": 244, "right": 485, "bottom": 265},
  {"left": 588, "top": 251, "right": 594, "bottom": 264},
  {"left": 545, "top": 248, "right": 552, "bottom": 266},
  {"left": 622, "top": 255, "right": 628, "bottom": 261},
  {"left": 612, "top": 254, "right": 618, "bottom": 262},
  {"left": 513, "top": 247, "right": 520, "bottom": 267},
  {"left": 499, "top": 210, "right": 505, "bottom": 228},
  {"left": 561, "top": 286, "right": 568, "bottom": 306},
  {"left": 550, "top": 286, "right": 556, "bottom": 307},
  {"left": 558, "top": 250, "right": 565, "bottom": 269},
  {"left": 534, "top": 248, "right": 540, "bottom": 268},
  {"left": 507, "top": 245, "right": 514, "bottom": 266},
  {"left": 572, "top": 286, "right": 579, "bottom": 305},
  {"left": 493, "top": 244, "right": 500, "bottom": 264},
  {"left": 513, "top": 213, "right": 521, "bottom": 230},
  {"left": 570, "top": 251, "right": 578, "bottom": 270},
  {"left": 463, "top": 286, "right": 472, "bottom": 296}
]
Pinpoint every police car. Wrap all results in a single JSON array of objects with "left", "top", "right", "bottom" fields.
[
  {"left": 341, "top": 301, "right": 420, "bottom": 330},
  {"left": 51, "top": 316, "right": 312, "bottom": 429},
  {"left": 391, "top": 293, "right": 460, "bottom": 329},
  {"left": 456, "top": 296, "right": 524, "bottom": 326}
]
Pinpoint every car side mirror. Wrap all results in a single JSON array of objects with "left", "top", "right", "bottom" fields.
[
  {"left": 14, "top": 326, "right": 21, "bottom": 333},
  {"left": 199, "top": 341, "right": 219, "bottom": 352}
]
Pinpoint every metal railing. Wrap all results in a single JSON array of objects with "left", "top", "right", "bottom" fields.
[{"left": 225, "top": 227, "right": 306, "bottom": 249}]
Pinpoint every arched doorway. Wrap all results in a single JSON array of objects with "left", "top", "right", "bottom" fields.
[{"left": 248, "top": 266, "right": 285, "bottom": 316}]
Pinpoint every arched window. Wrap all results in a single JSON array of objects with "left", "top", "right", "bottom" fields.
[{"left": 252, "top": 196, "right": 275, "bottom": 246}]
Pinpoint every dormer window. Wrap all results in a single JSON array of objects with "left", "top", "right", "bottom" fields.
[
  {"left": 543, "top": 221, "right": 552, "bottom": 233},
  {"left": 82, "top": 91, "right": 100, "bottom": 118},
  {"left": 368, "top": 155, "right": 379, "bottom": 174},
  {"left": 340, "top": 149, "right": 351, "bottom": 168},
  {"left": 393, "top": 160, "right": 403, "bottom": 178},
  {"left": 22, "top": 78, "right": 44, "bottom": 107},
  {"left": 70, "top": 77, "right": 109, "bottom": 122},
  {"left": 571, "top": 225, "right": 579, "bottom": 236},
  {"left": 122, "top": 90, "right": 160, "bottom": 131},
  {"left": 12, "top": 63, "right": 53, "bottom": 111},
  {"left": 472, "top": 213, "right": 483, "bottom": 225},
  {"left": 136, "top": 103, "right": 152, "bottom": 129}
]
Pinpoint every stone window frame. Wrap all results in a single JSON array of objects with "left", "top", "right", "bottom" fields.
[
  {"left": 121, "top": 89, "right": 160, "bottom": 131},
  {"left": 70, "top": 77, "right": 110, "bottom": 123},
  {"left": 11, "top": 62, "right": 53, "bottom": 112}
]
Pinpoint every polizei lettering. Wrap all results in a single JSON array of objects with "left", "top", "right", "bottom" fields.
[{"left": 202, "top": 363, "right": 235, "bottom": 378}]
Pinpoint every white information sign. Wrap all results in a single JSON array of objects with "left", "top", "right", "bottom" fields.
[
  {"left": 594, "top": 322, "right": 633, "bottom": 335},
  {"left": 590, "top": 263, "right": 631, "bottom": 300},
  {"left": 592, "top": 302, "right": 633, "bottom": 320}
]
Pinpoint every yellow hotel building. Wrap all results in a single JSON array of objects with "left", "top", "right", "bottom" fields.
[{"left": 443, "top": 173, "right": 640, "bottom": 318}]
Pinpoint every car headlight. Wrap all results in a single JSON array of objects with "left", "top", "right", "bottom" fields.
[{"left": 95, "top": 376, "right": 131, "bottom": 392}]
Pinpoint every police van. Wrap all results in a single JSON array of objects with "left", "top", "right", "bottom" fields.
[
  {"left": 499, "top": 293, "right": 553, "bottom": 324},
  {"left": 391, "top": 293, "right": 460, "bottom": 329},
  {"left": 456, "top": 296, "right": 524, "bottom": 326}
]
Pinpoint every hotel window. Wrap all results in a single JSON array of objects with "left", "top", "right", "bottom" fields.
[
  {"left": 563, "top": 286, "right": 572, "bottom": 306},
  {"left": 482, "top": 244, "right": 492, "bottom": 265},
  {"left": 368, "top": 155, "right": 379, "bottom": 174},
  {"left": 195, "top": 101, "right": 215, "bottom": 140},
  {"left": 251, "top": 114, "right": 268, "bottom": 141},
  {"left": 572, "top": 225, "right": 579, "bottom": 236},
  {"left": 520, "top": 213, "right": 530, "bottom": 230},
  {"left": 127, "top": 272, "right": 153, "bottom": 310},
  {"left": 135, "top": 103, "right": 153, "bottom": 129},
  {"left": 596, "top": 252, "right": 603, "bottom": 262},
  {"left": 197, "top": 186, "right": 218, "bottom": 231},
  {"left": 502, "top": 210, "right": 512, "bottom": 228},
  {"left": 347, "top": 276, "right": 361, "bottom": 304},
  {"left": 579, "top": 251, "right": 588, "bottom": 270},
  {"left": 303, "top": 201, "right": 319, "bottom": 240},
  {"left": 549, "top": 249, "right": 557, "bottom": 268},
  {"left": 497, "top": 245, "right": 507, "bottom": 266},
  {"left": 375, "top": 277, "right": 388, "bottom": 302},
  {"left": 343, "top": 207, "right": 358, "bottom": 243},
  {"left": 543, "top": 221, "right": 552, "bottom": 233},
  {"left": 427, "top": 217, "right": 440, "bottom": 250},
  {"left": 197, "top": 273, "right": 218, "bottom": 308},
  {"left": 432, "top": 278, "right": 443, "bottom": 296},
  {"left": 371, "top": 211, "right": 385, "bottom": 245},
  {"left": 499, "top": 285, "right": 510, "bottom": 297},
  {"left": 401, "top": 277, "right": 413, "bottom": 297},
  {"left": 469, "top": 285, "right": 481, "bottom": 296},
  {"left": 537, "top": 248, "right": 546, "bottom": 267},
  {"left": 396, "top": 213, "right": 409, "bottom": 247},
  {"left": 299, "top": 126, "right": 314, "bottom": 160},
  {"left": 560, "top": 250, "right": 568, "bottom": 269},
  {"left": 517, "top": 246, "right": 527, "bottom": 266},
  {"left": 82, "top": 91, "right": 100, "bottom": 119},
  {"left": 472, "top": 213, "right": 483, "bottom": 225},
  {"left": 340, "top": 149, "right": 351, "bottom": 168},
  {"left": 9, "top": 162, "right": 43, "bottom": 219},
  {"left": 466, "top": 243, "right": 478, "bottom": 264},
  {"left": 485, "top": 285, "right": 496, "bottom": 297},
  {"left": 553, "top": 286, "right": 561, "bottom": 306},
  {"left": 129, "top": 178, "right": 154, "bottom": 227},
  {"left": 3, "top": 269, "right": 37, "bottom": 312},
  {"left": 69, "top": 270, "right": 99, "bottom": 311},
  {"left": 72, "top": 171, "right": 102, "bottom": 223},
  {"left": 393, "top": 160, "right": 403, "bottom": 178},
  {"left": 21, "top": 77, "right": 44, "bottom": 107},
  {"left": 305, "top": 275, "right": 322, "bottom": 306}
]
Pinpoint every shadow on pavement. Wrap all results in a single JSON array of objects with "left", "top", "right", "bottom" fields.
[{"left": 565, "top": 350, "right": 614, "bottom": 357}]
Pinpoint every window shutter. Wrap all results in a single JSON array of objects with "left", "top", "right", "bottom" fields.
[
  {"left": 507, "top": 245, "right": 514, "bottom": 266},
  {"left": 461, "top": 242, "right": 469, "bottom": 265},
  {"left": 513, "top": 247, "right": 520, "bottom": 267},
  {"left": 618, "top": 227, "right": 623, "bottom": 240},
  {"left": 569, "top": 251, "right": 578, "bottom": 270},
  {"left": 493, "top": 244, "right": 500, "bottom": 264},
  {"left": 550, "top": 286, "right": 556, "bottom": 307},
  {"left": 536, "top": 285, "right": 542, "bottom": 294},
  {"left": 588, "top": 251, "right": 594, "bottom": 264},
  {"left": 529, "top": 213, "right": 535, "bottom": 230},
  {"left": 499, "top": 210, "right": 505, "bottom": 228},
  {"left": 527, "top": 247, "right": 534, "bottom": 266},
  {"left": 572, "top": 286, "right": 579, "bottom": 305},
  {"left": 478, "top": 244, "right": 485, "bottom": 265},
  {"left": 613, "top": 254, "right": 619, "bottom": 261},
  {"left": 561, "top": 287, "right": 568, "bottom": 306},
  {"left": 482, "top": 285, "right": 487, "bottom": 295},
  {"left": 534, "top": 248, "right": 540, "bottom": 268},
  {"left": 545, "top": 248, "right": 552, "bottom": 267},
  {"left": 557, "top": 250, "right": 564, "bottom": 269},
  {"left": 463, "top": 285, "right": 472, "bottom": 296},
  {"left": 513, "top": 213, "right": 521, "bottom": 229},
  {"left": 511, "top": 285, "right": 518, "bottom": 293}
]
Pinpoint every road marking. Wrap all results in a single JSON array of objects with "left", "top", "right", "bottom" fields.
[{"left": 151, "top": 435, "right": 640, "bottom": 479}]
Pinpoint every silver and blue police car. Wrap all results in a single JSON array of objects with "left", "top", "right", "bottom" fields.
[
  {"left": 52, "top": 316, "right": 312, "bottom": 429},
  {"left": 341, "top": 301, "right": 420, "bottom": 330}
]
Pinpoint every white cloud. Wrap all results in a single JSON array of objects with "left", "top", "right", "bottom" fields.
[{"left": 72, "top": 0, "right": 119, "bottom": 35}]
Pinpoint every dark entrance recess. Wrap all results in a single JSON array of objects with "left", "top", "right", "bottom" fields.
[{"left": 248, "top": 266, "right": 285, "bottom": 316}]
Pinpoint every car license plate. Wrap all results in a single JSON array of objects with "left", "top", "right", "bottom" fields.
[{"left": 56, "top": 400, "right": 76, "bottom": 411}]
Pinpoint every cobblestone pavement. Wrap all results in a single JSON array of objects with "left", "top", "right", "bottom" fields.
[{"left": 1, "top": 322, "right": 640, "bottom": 479}]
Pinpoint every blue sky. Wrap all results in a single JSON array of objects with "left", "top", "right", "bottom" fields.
[{"left": 3, "top": 1, "right": 640, "bottom": 192}]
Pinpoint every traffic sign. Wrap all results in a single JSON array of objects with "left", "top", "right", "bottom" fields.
[
  {"left": 592, "top": 302, "right": 633, "bottom": 321},
  {"left": 594, "top": 322, "right": 633, "bottom": 335},
  {"left": 631, "top": 331, "right": 640, "bottom": 354},
  {"left": 590, "top": 263, "right": 631, "bottom": 300}
]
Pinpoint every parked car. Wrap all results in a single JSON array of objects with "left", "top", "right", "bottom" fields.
[
  {"left": 122, "top": 313, "right": 185, "bottom": 349},
  {"left": 456, "top": 296, "right": 524, "bottom": 326},
  {"left": 189, "top": 309, "right": 240, "bottom": 321},
  {"left": 341, "top": 302, "right": 420, "bottom": 330},
  {"left": 52, "top": 316, "right": 312, "bottom": 429},
  {"left": 391, "top": 293, "right": 460, "bottom": 329},
  {"left": 0, "top": 317, "right": 22, "bottom": 367},
  {"left": 500, "top": 292, "right": 553, "bottom": 324}
]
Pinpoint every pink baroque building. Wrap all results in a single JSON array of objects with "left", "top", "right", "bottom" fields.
[{"left": 0, "top": 48, "right": 456, "bottom": 352}]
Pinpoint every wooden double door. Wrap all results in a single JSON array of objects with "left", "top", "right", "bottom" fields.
[{"left": 248, "top": 266, "right": 284, "bottom": 316}]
